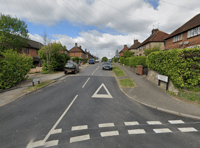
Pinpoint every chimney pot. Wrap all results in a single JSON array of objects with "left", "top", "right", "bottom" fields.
[
  {"left": 124, "top": 45, "right": 127, "bottom": 48},
  {"left": 79, "top": 46, "right": 81, "bottom": 48},
  {"left": 134, "top": 39, "right": 138, "bottom": 44},
  {"left": 75, "top": 43, "right": 77, "bottom": 47},
  {"left": 152, "top": 29, "right": 159, "bottom": 35}
]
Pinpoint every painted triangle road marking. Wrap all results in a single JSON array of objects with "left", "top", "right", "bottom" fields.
[{"left": 92, "top": 83, "right": 113, "bottom": 98}]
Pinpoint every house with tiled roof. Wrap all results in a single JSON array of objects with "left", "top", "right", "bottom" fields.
[
  {"left": 137, "top": 29, "right": 169, "bottom": 56},
  {"left": 165, "top": 13, "right": 200, "bottom": 50},
  {"left": 21, "top": 39, "right": 44, "bottom": 67},
  {"left": 69, "top": 43, "right": 87, "bottom": 59},
  {"left": 85, "top": 49, "right": 94, "bottom": 59},
  {"left": 119, "top": 45, "right": 129, "bottom": 57},
  {"left": 128, "top": 39, "right": 141, "bottom": 56}
]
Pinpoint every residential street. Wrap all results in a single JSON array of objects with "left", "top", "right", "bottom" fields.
[{"left": 0, "top": 63, "right": 200, "bottom": 148}]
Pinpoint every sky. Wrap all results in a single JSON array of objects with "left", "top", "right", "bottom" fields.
[{"left": 0, "top": 0, "right": 200, "bottom": 59}]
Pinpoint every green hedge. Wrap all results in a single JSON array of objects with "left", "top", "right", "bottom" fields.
[
  {"left": 120, "top": 57, "right": 125, "bottom": 64},
  {"left": 124, "top": 58, "right": 130, "bottom": 66},
  {"left": 0, "top": 50, "right": 33, "bottom": 90},
  {"left": 147, "top": 48, "right": 200, "bottom": 89},
  {"left": 129, "top": 56, "right": 147, "bottom": 67}
]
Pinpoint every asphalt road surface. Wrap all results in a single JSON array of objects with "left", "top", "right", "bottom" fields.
[{"left": 0, "top": 63, "right": 200, "bottom": 148}]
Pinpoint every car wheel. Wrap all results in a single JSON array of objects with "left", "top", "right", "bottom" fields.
[{"left": 64, "top": 71, "right": 67, "bottom": 75}]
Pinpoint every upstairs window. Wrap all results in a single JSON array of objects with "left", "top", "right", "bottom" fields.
[
  {"left": 188, "top": 30, "right": 191, "bottom": 38},
  {"left": 194, "top": 28, "right": 198, "bottom": 36},
  {"left": 198, "top": 27, "right": 200, "bottom": 34},
  {"left": 191, "top": 29, "right": 194, "bottom": 37},
  {"left": 24, "top": 48, "right": 29, "bottom": 54}
]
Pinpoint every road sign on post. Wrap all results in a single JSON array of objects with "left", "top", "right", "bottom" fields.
[
  {"left": 32, "top": 78, "right": 40, "bottom": 86},
  {"left": 158, "top": 74, "right": 169, "bottom": 91}
]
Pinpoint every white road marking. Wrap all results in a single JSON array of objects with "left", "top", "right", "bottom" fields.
[
  {"left": 168, "top": 120, "right": 185, "bottom": 124},
  {"left": 27, "top": 95, "right": 78, "bottom": 148},
  {"left": 124, "top": 121, "right": 139, "bottom": 126},
  {"left": 45, "top": 140, "right": 59, "bottom": 147},
  {"left": 92, "top": 70, "right": 96, "bottom": 75},
  {"left": 70, "top": 134, "right": 90, "bottom": 143},
  {"left": 100, "top": 131, "right": 119, "bottom": 137},
  {"left": 147, "top": 121, "right": 162, "bottom": 125},
  {"left": 178, "top": 127, "right": 198, "bottom": 132},
  {"left": 82, "top": 77, "right": 90, "bottom": 88},
  {"left": 128, "top": 129, "right": 146, "bottom": 134},
  {"left": 72, "top": 125, "right": 88, "bottom": 131},
  {"left": 99, "top": 123, "right": 115, "bottom": 128},
  {"left": 153, "top": 128, "right": 172, "bottom": 133},
  {"left": 96, "top": 66, "right": 99, "bottom": 70},
  {"left": 92, "top": 83, "right": 113, "bottom": 98},
  {"left": 50, "top": 129, "right": 62, "bottom": 135}
]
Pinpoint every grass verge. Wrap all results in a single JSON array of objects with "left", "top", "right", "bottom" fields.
[
  {"left": 112, "top": 64, "right": 126, "bottom": 77},
  {"left": 24, "top": 80, "right": 53, "bottom": 93},
  {"left": 169, "top": 90, "right": 200, "bottom": 106},
  {"left": 119, "top": 78, "right": 135, "bottom": 88}
]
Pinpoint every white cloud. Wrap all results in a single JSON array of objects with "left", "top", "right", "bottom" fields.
[{"left": 1, "top": 0, "right": 200, "bottom": 59}]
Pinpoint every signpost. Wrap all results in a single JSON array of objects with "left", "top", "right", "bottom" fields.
[
  {"left": 32, "top": 78, "right": 40, "bottom": 86},
  {"left": 158, "top": 74, "right": 169, "bottom": 91}
]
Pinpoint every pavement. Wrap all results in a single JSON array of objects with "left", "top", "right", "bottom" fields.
[
  {"left": 114, "top": 63, "right": 200, "bottom": 120},
  {"left": 0, "top": 63, "right": 90, "bottom": 107}
]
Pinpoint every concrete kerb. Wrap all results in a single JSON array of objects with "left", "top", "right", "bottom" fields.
[{"left": 112, "top": 71, "right": 200, "bottom": 120}]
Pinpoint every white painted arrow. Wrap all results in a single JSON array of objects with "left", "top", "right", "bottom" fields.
[{"left": 92, "top": 83, "right": 113, "bottom": 98}]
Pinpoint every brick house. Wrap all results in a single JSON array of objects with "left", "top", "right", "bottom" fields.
[
  {"left": 21, "top": 39, "right": 43, "bottom": 67},
  {"left": 137, "top": 29, "right": 169, "bottom": 56},
  {"left": 128, "top": 39, "right": 141, "bottom": 56},
  {"left": 85, "top": 49, "right": 94, "bottom": 59},
  {"left": 119, "top": 45, "right": 129, "bottom": 57},
  {"left": 165, "top": 13, "right": 200, "bottom": 50},
  {"left": 69, "top": 43, "right": 87, "bottom": 59}
]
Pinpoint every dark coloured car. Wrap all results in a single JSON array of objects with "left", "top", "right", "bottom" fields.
[
  {"left": 64, "top": 61, "right": 79, "bottom": 74},
  {"left": 102, "top": 62, "right": 112, "bottom": 70}
]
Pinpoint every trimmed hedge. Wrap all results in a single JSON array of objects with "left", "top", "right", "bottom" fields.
[
  {"left": 129, "top": 56, "right": 147, "bottom": 68},
  {"left": 147, "top": 48, "right": 200, "bottom": 89},
  {"left": 0, "top": 50, "right": 33, "bottom": 90},
  {"left": 120, "top": 57, "right": 125, "bottom": 64}
]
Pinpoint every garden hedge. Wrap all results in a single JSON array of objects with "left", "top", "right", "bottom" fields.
[
  {"left": 0, "top": 50, "right": 33, "bottom": 90},
  {"left": 147, "top": 48, "right": 200, "bottom": 89}
]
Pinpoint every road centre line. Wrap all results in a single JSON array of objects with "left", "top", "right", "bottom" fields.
[
  {"left": 92, "top": 70, "right": 96, "bottom": 75},
  {"left": 72, "top": 125, "right": 88, "bottom": 131},
  {"left": 99, "top": 123, "right": 115, "bottom": 128},
  {"left": 27, "top": 95, "right": 79, "bottom": 148},
  {"left": 82, "top": 77, "right": 90, "bottom": 88},
  {"left": 153, "top": 128, "right": 172, "bottom": 133},
  {"left": 70, "top": 134, "right": 90, "bottom": 143},
  {"left": 100, "top": 131, "right": 119, "bottom": 137}
]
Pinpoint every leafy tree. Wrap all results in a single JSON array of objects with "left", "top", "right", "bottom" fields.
[
  {"left": 123, "top": 51, "right": 135, "bottom": 58},
  {"left": 102, "top": 57, "right": 108, "bottom": 62},
  {"left": 72, "top": 56, "right": 79, "bottom": 64},
  {"left": 144, "top": 44, "right": 161, "bottom": 56},
  {"left": 0, "top": 14, "right": 29, "bottom": 52}
]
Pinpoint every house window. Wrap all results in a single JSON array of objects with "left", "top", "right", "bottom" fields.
[
  {"left": 198, "top": 27, "right": 200, "bottom": 34},
  {"left": 188, "top": 30, "right": 191, "bottom": 38},
  {"left": 139, "top": 47, "right": 142, "bottom": 50},
  {"left": 194, "top": 28, "right": 198, "bottom": 36},
  {"left": 191, "top": 29, "right": 194, "bottom": 37},
  {"left": 173, "top": 37, "right": 175, "bottom": 42},
  {"left": 175, "top": 36, "right": 177, "bottom": 42},
  {"left": 24, "top": 48, "right": 29, "bottom": 54}
]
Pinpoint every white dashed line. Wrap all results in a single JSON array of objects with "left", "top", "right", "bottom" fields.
[
  {"left": 178, "top": 127, "right": 198, "bottom": 132},
  {"left": 71, "top": 125, "right": 88, "bottom": 131},
  {"left": 99, "top": 123, "right": 115, "bottom": 128},
  {"left": 92, "top": 70, "right": 96, "bottom": 75},
  {"left": 51, "top": 129, "right": 62, "bottom": 135},
  {"left": 100, "top": 131, "right": 119, "bottom": 137},
  {"left": 124, "top": 121, "right": 139, "bottom": 126},
  {"left": 147, "top": 121, "right": 162, "bottom": 125},
  {"left": 82, "top": 77, "right": 90, "bottom": 88},
  {"left": 168, "top": 120, "right": 185, "bottom": 124},
  {"left": 45, "top": 140, "right": 59, "bottom": 147},
  {"left": 70, "top": 134, "right": 90, "bottom": 143},
  {"left": 153, "top": 128, "right": 172, "bottom": 133},
  {"left": 128, "top": 129, "right": 146, "bottom": 134}
]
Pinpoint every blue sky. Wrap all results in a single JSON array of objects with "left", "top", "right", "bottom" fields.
[{"left": 1, "top": 0, "right": 199, "bottom": 58}]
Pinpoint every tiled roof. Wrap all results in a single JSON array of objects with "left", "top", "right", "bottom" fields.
[
  {"left": 119, "top": 45, "right": 129, "bottom": 53},
  {"left": 139, "top": 30, "right": 169, "bottom": 47},
  {"left": 28, "top": 39, "right": 43, "bottom": 49},
  {"left": 69, "top": 46, "right": 86, "bottom": 54},
  {"left": 165, "top": 13, "right": 200, "bottom": 40},
  {"left": 129, "top": 41, "right": 141, "bottom": 49}
]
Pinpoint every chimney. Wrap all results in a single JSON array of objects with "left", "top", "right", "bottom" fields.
[
  {"left": 79, "top": 46, "right": 81, "bottom": 49},
  {"left": 152, "top": 29, "right": 159, "bottom": 35},
  {"left": 85, "top": 49, "right": 87, "bottom": 52},
  {"left": 124, "top": 45, "right": 127, "bottom": 48},
  {"left": 134, "top": 39, "right": 138, "bottom": 44},
  {"left": 75, "top": 43, "right": 77, "bottom": 47}
]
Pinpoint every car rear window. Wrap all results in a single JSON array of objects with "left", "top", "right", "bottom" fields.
[{"left": 65, "top": 63, "right": 73, "bottom": 66}]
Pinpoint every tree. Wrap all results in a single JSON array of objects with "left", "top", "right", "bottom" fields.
[
  {"left": 144, "top": 44, "right": 161, "bottom": 56},
  {"left": 123, "top": 51, "right": 135, "bottom": 58},
  {"left": 0, "top": 14, "right": 29, "bottom": 52},
  {"left": 102, "top": 57, "right": 108, "bottom": 62}
]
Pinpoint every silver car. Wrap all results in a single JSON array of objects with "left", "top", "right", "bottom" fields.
[
  {"left": 102, "top": 62, "right": 112, "bottom": 70},
  {"left": 64, "top": 61, "right": 79, "bottom": 74}
]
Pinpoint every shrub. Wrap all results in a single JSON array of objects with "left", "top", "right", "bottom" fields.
[
  {"left": 129, "top": 56, "right": 147, "bottom": 68},
  {"left": 120, "top": 57, "right": 125, "bottom": 64},
  {"left": 114, "top": 58, "right": 119, "bottom": 63},
  {"left": 72, "top": 56, "right": 79, "bottom": 64},
  {"left": 124, "top": 58, "right": 130, "bottom": 66},
  {"left": 0, "top": 49, "right": 32, "bottom": 90},
  {"left": 147, "top": 48, "right": 200, "bottom": 89},
  {"left": 51, "top": 53, "right": 70, "bottom": 71}
]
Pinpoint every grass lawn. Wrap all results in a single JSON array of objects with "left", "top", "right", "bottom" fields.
[
  {"left": 113, "top": 65, "right": 126, "bottom": 77},
  {"left": 120, "top": 78, "right": 135, "bottom": 88},
  {"left": 24, "top": 80, "right": 53, "bottom": 93}
]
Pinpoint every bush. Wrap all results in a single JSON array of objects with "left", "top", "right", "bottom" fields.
[
  {"left": 124, "top": 58, "right": 130, "bottom": 66},
  {"left": 129, "top": 56, "right": 147, "bottom": 68},
  {"left": 114, "top": 58, "right": 119, "bottom": 63},
  {"left": 72, "top": 56, "right": 79, "bottom": 64},
  {"left": 120, "top": 57, "right": 125, "bottom": 64},
  {"left": 51, "top": 53, "right": 70, "bottom": 71},
  {"left": 0, "top": 49, "right": 33, "bottom": 90},
  {"left": 80, "top": 58, "right": 88, "bottom": 63},
  {"left": 147, "top": 48, "right": 200, "bottom": 89}
]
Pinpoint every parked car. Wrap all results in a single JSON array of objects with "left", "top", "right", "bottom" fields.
[
  {"left": 95, "top": 60, "right": 99, "bottom": 63},
  {"left": 102, "top": 62, "right": 112, "bottom": 70},
  {"left": 64, "top": 61, "right": 79, "bottom": 74},
  {"left": 89, "top": 59, "right": 95, "bottom": 64}
]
